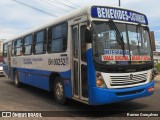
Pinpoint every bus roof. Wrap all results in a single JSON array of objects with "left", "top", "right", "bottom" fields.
[{"left": 4, "top": 4, "right": 148, "bottom": 44}]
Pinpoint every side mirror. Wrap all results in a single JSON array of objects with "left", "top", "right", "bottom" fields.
[{"left": 85, "top": 28, "right": 92, "bottom": 43}]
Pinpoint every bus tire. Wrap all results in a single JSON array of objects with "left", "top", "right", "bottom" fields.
[
  {"left": 53, "top": 77, "right": 67, "bottom": 105},
  {"left": 14, "top": 71, "right": 21, "bottom": 88}
]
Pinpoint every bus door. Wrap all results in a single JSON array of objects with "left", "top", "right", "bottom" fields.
[
  {"left": 7, "top": 44, "right": 11, "bottom": 78},
  {"left": 72, "top": 23, "right": 88, "bottom": 101}
]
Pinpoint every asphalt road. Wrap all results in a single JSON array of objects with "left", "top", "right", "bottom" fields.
[{"left": 0, "top": 75, "right": 160, "bottom": 120}]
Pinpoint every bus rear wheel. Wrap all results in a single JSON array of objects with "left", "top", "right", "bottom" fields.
[
  {"left": 14, "top": 71, "right": 21, "bottom": 88},
  {"left": 53, "top": 77, "right": 67, "bottom": 105}
]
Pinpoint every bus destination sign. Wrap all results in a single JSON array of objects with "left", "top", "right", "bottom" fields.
[{"left": 91, "top": 6, "right": 148, "bottom": 25}]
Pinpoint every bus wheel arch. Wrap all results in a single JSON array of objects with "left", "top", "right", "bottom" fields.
[{"left": 49, "top": 72, "right": 61, "bottom": 91}]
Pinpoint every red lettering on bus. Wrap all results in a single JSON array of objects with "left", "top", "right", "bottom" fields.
[
  {"left": 132, "top": 56, "right": 151, "bottom": 61},
  {"left": 103, "top": 55, "right": 114, "bottom": 61},
  {"left": 115, "top": 56, "right": 129, "bottom": 61}
]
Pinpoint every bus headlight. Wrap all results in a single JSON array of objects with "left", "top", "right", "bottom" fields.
[
  {"left": 96, "top": 72, "right": 107, "bottom": 88},
  {"left": 149, "top": 69, "right": 154, "bottom": 82}
]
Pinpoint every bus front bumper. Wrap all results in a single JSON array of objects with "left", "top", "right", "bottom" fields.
[{"left": 89, "top": 81, "right": 154, "bottom": 105}]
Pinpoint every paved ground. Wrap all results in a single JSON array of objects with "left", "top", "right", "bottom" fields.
[{"left": 0, "top": 75, "right": 160, "bottom": 120}]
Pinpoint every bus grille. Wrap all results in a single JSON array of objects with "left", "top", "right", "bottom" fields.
[{"left": 110, "top": 73, "right": 147, "bottom": 86}]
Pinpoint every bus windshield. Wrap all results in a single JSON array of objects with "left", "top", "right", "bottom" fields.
[{"left": 92, "top": 21, "right": 152, "bottom": 66}]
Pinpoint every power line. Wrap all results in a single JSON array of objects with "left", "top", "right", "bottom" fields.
[
  {"left": 47, "top": 0, "right": 77, "bottom": 9},
  {"left": 41, "top": 0, "right": 70, "bottom": 12},
  {"left": 23, "top": 0, "right": 56, "bottom": 13},
  {"left": 13, "top": 0, "right": 57, "bottom": 17},
  {"left": 65, "top": 0, "right": 80, "bottom": 7},
  {"left": 27, "top": 0, "right": 65, "bottom": 14}
]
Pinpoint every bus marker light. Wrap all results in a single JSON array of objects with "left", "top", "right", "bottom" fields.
[{"left": 148, "top": 87, "right": 154, "bottom": 93}]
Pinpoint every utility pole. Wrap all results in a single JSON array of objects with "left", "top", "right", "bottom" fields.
[{"left": 119, "top": 0, "right": 121, "bottom": 7}]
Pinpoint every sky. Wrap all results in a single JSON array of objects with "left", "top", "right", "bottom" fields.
[{"left": 0, "top": 0, "right": 160, "bottom": 43}]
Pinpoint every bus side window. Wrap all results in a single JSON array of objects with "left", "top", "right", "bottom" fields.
[
  {"left": 3, "top": 43, "right": 8, "bottom": 57},
  {"left": 12, "top": 41, "right": 15, "bottom": 56},
  {"left": 48, "top": 22, "right": 68, "bottom": 53},
  {"left": 34, "top": 30, "right": 47, "bottom": 54},
  {"left": 81, "top": 25, "right": 87, "bottom": 62},
  {"left": 24, "top": 34, "right": 33, "bottom": 55},
  {"left": 14, "top": 39, "right": 23, "bottom": 56}
]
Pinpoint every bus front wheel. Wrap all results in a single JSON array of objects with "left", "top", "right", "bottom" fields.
[
  {"left": 14, "top": 71, "right": 21, "bottom": 88},
  {"left": 53, "top": 77, "right": 67, "bottom": 105}
]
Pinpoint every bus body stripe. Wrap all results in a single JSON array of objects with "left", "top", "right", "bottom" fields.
[{"left": 10, "top": 67, "right": 72, "bottom": 98}]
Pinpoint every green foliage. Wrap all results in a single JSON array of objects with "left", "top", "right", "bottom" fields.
[{"left": 155, "top": 63, "right": 160, "bottom": 72}]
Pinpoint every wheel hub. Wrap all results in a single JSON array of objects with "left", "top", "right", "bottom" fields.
[{"left": 55, "top": 82, "right": 63, "bottom": 99}]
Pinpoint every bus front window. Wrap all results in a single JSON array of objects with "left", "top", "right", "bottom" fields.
[{"left": 92, "top": 21, "right": 152, "bottom": 66}]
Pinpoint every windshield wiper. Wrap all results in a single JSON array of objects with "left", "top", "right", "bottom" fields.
[
  {"left": 107, "top": 20, "right": 125, "bottom": 56},
  {"left": 107, "top": 20, "right": 124, "bottom": 45}
]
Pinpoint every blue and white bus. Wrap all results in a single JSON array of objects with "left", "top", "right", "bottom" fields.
[{"left": 3, "top": 5, "right": 154, "bottom": 105}]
